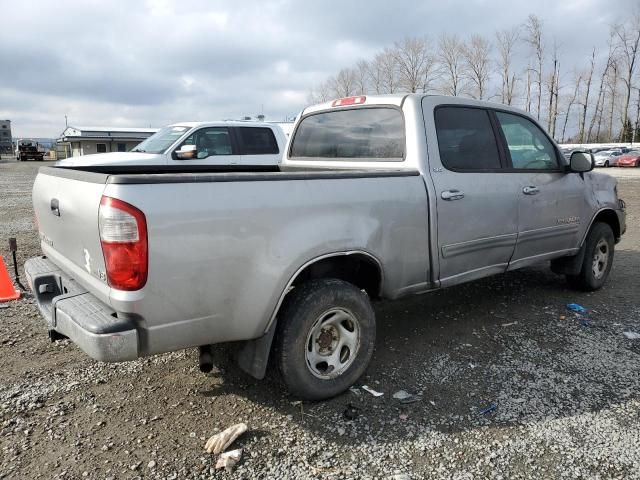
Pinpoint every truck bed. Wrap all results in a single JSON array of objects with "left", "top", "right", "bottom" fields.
[{"left": 32, "top": 164, "right": 429, "bottom": 359}]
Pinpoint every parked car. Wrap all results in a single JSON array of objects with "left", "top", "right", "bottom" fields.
[
  {"left": 616, "top": 151, "right": 640, "bottom": 167},
  {"left": 26, "top": 94, "right": 626, "bottom": 400},
  {"left": 593, "top": 149, "right": 622, "bottom": 167},
  {"left": 55, "top": 121, "right": 286, "bottom": 167}
]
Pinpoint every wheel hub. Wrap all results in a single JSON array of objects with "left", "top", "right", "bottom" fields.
[
  {"left": 317, "top": 326, "right": 338, "bottom": 354},
  {"left": 305, "top": 308, "right": 361, "bottom": 379}
]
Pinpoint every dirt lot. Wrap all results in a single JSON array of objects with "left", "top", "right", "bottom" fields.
[{"left": 1, "top": 161, "right": 639, "bottom": 479}]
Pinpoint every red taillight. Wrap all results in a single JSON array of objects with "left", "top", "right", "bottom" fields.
[
  {"left": 331, "top": 96, "right": 366, "bottom": 107},
  {"left": 99, "top": 196, "right": 148, "bottom": 291}
]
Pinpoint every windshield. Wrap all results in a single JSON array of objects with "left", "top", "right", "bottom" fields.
[{"left": 131, "top": 126, "right": 191, "bottom": 154}]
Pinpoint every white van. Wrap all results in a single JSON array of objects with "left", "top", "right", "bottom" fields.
[{"left": 56, "top": 121, "right": 286, "bottom": 167}]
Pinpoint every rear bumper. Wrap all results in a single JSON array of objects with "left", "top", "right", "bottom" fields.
[{"left": 24, "top": 256, "right": 138, "bottom": 362}]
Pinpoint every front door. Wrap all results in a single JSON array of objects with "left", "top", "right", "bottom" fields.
[
  {"left": 423, "top": 101, "right": 520, "bottom": 287},
  {"left": 492, "top": 111, "right": 586, "bottom": 269},
  {"left": 171, "top": 127, "right": 240, "bottom": 165}
]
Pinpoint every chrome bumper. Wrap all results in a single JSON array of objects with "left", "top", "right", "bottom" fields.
[{"left": 24, "top": 256, "right": 138, "bottom": 362}]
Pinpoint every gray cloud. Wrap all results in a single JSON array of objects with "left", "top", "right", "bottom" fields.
[{"left": 0, "top": 0, "right": 631, "bottom": 137}]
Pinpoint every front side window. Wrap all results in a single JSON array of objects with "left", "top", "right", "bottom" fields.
[
  {"left": 495, "top": 112, "right": 558, "bottom": 170},
  {"left": 179, "top": 127, "right": 233, "bottom": 159},
  {"left": 290, "top": 107, "right": 404, "bottom": 160},
  {"left": 434, "top": 107, "right": 501, "bottom": 170},
  {"left": 237, "top": 127, "right": 279, "bottom": 154}
]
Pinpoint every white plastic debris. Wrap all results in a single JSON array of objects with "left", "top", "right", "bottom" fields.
[
  {"left": 623, "top": 331, "right": 640, "bottom": 340},
  {"left": 204, "top": 423, "right": 247, "bottom": 454},
  {"left": 501, "top": 321, "right": 518, "bottom": 327},
  {"left": 215, "top": 448, "right": 242, "bottom": 471},
  {"left": 392, "top": 390, "right": 412, "bottom": 401},
  {"left": 362, "top": 385, "right": 384, "bottom": 397}
]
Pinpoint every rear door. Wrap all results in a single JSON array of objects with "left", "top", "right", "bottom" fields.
[
  {"left": 234, "top": 126, "right": 282, "bottom": 165},
  {"left": 492, "top": 111, "right": 586, "bottom": 268},
  {"left": 423, "top": 102, "right": 520, "bottom": 287}
]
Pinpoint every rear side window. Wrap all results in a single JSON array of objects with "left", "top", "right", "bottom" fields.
[
  {"left": 434, "top": 107, "right": 501, "bottom": 170},
  {"left": 290, "top": 108, "right": 404, "bottom": 160},
  {"left": 237, "top": 127, "right": 279, "bottom": 155}
]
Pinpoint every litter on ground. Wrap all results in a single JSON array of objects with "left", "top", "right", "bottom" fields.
[
  {"left": 623, "top": 331, "right": 640, "bottom": 340},
  {"left": 204, "top": 423, "right": 247, "bottom": 455},
  {"left": 566, "top": 303, "right": 587, "bottom": 313},
  {"left": 362, "top": 385, "right": 384, "bottom": 397}
]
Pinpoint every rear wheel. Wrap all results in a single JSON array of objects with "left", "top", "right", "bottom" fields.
[
  {"left": 566, "top": 222, "right": 614, "bottom": 291},
  {"left": 274, "top": 279, "right": 376, "bottom": 400},
  {"left": 604, "top": 160, "right": 610, "bottom": 167}
]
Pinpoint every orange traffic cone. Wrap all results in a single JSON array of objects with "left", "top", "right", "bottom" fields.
[{"left": 0, "top": 256, "right": 20, "bottom": 302}]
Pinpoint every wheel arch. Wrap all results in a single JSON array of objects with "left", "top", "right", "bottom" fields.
[
  {"left": 582, "top": 208, "right": 621, "bottom": 245},
  {"left": 234, "top": 251, "right": 383, "bottom": 380}
]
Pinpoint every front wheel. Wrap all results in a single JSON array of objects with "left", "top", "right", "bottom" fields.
[
  {"left": 274, "top": 279, "right": 376, "bottom": 400},
  {"left": 567, "top": 222, "right": 614, "bottom": 291}
]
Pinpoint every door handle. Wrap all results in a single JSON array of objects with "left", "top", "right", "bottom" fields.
[
  {"left": 50, "top": 198, "right": 60, "bottom": 216},
  {"left": 441, "top": 189, "right": 465, "bottom": 201},
  {"left": 523, "top": 186, "right": 539, "bottom": 195}
]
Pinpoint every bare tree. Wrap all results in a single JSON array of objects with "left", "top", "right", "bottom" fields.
[
  {"left": 614, "top": 13, "right": 640, "bottom": 139},
  {"left": 375, "top": 48, "right": 400, "bottom": 93},
  {"left": 462, "top": 34, "right": 492, "bottom": 99},
  {"left": 438, "top": 34, "right": 466, "bottom": 96},
  {"left": 561, "top": 74, "right": 581, "bottom": 143},
  {"left": 578, "top": 49, "right": 596, "bottom": 142},
  {"left": 393, "top": 37, "right": 432, "bottom": 93},
  {"left": 525, "top": 67, "right": 532, "bottom": 112},
  {"left": 307, "top": 79, "right": 332, "bottom": 104},
  {"left": 353, "top": 60, "right": 370, "bottom": 95},
  {"left": 524, "top": 14, "right": 544, "bottom": 120},
  {"left": 590, "top": 33, "right": 617, "bottom": 141},
  {"left": 496, "top": 27, "right": 519, "bottom": 104},
  {"left": 606, "top": 60, "right": 620, "bottom": 140},
  {"left": 368, "top": 54, "right": 385, "bottom": 94},
  {"left": 546, "top": 41, "right": 560, "bottom": 133},
  {"left": 331, "top": 68, "right": 357, "bottom": 97}
]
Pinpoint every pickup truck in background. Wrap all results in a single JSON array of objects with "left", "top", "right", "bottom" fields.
[
  {"left": 26, "top": 94, "right": 626, "bottom": 400},
  {"left": 55, "top": 121, "right": 286, "bottom": 167}
]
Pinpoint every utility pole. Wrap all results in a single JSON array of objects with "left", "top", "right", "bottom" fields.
[{"left": 64, "top": 115, "right": 68, "bottom": 127}]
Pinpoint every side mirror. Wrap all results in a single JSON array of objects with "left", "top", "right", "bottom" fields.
[
  {"left": 174, "top": 144, "right": 197, "bottom": 160},
  {"left": 569, "top": 151, "right": 593, "bottom": 173}
]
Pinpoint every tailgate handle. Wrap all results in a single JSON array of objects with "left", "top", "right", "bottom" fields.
[{"left": 50, "top": 198, "right": 60, "bottom": 216}]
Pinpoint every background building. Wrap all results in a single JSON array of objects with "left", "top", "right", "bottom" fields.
[
  {"left": 56, "top": 126, "right": 157, "bottom": 158},
  {"left": 0, "top": 120, "right": 12, "bottom": 154}
]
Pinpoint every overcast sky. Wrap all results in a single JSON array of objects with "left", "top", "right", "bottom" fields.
[{"left": 0, "top": 0, "right": 632, "bottom": 138}]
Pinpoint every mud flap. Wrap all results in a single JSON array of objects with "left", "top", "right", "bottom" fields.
[
  {"left": 550, "top": 243, "right": 587, "bottom": 276},
  {"left": 234, "top": 321, "right": 277, "bottom": 380}
]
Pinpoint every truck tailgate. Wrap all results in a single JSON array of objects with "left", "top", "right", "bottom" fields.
[{"left": 33, "top": 169, "right": 108, "bottom": 292}]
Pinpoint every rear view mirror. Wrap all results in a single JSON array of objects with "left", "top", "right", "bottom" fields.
[
  {"left": 174, "top": 144, "right": 197, "bottom": 160},
  {"left": 569, "top": 151, "right": 593, "bottom": 173}
]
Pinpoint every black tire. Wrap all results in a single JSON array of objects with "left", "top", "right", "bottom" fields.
[
  {"left": 274, "top": 278, "right": 376, "bottom": 400},
  {"left": 604, "top": 161, "right": 610, "bottom": 168},
  {"left": 566, "top": 222, "right": 615, "bottom": 291}
]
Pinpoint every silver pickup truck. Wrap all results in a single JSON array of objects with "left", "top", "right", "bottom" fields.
[{"left": 26, "top": 94, "right": 626, "bottom": 400}]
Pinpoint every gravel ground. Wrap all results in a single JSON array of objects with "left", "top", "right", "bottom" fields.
[{"left": 1, "top": 160, "right": 639, "bottom": 479}]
